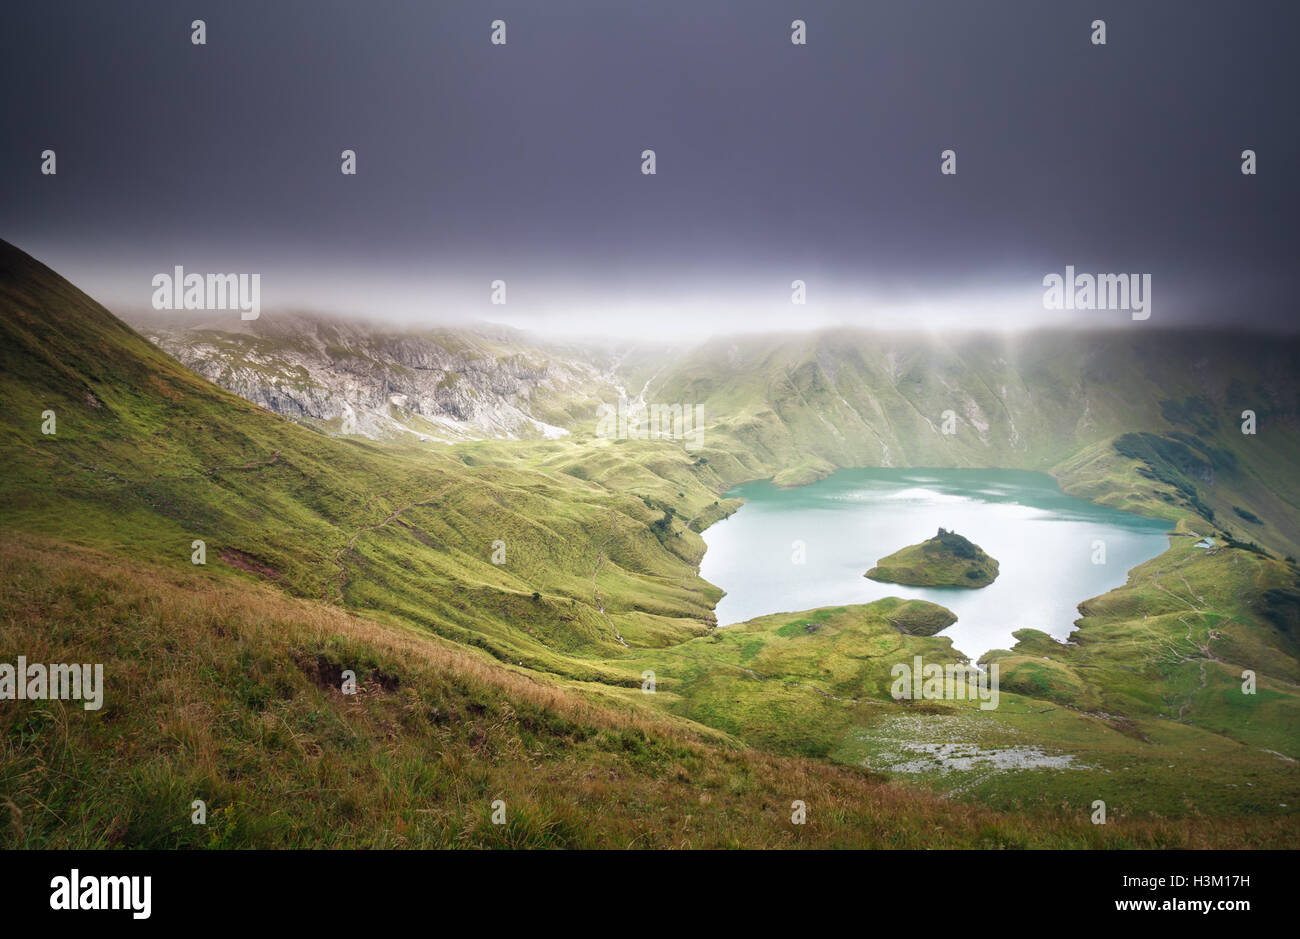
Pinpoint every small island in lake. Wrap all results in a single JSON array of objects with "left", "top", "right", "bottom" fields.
[{"left": 865, "top": 528, "right": 999, "bottom": 588}]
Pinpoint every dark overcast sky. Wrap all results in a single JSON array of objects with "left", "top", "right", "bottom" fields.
[{"left": 2, "top": 0, "right": 1297, "bottom": 334}]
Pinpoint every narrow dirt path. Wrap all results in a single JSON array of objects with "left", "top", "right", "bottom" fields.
[
  {"left": 332, "top": 488, "right": 450, "bottom": 602},
  {"left": 591, "top": 508, "right": 628, "bottom": 647},
  {"left": 204, "top": 450, "right": 281, "bottom": 477}
]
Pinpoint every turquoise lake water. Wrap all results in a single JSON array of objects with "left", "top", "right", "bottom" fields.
[{"left": 699, "top": 468, "right": 1171, "bottom": 660}]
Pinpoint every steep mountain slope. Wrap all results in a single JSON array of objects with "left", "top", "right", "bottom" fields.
[
  {"left": 0, "top": 240, "right": 724, "bottom": 668},
  {"left": 645, "top": 328, "right": 1300, "bottom": 558},
  {"left": 137, "top": 315, "right": 618, "bottom": 442}
]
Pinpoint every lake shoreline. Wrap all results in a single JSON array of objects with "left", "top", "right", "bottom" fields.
[{"left": 696, "top": 466, "right": 1173, "bottom": 661}]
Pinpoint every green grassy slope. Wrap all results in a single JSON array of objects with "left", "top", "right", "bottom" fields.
[
  {"left": 614, "top": 583, "right": 1300, "bottom": 819},
  {"left": 0, "top": 241, "right": 734, "bottom": 676}
]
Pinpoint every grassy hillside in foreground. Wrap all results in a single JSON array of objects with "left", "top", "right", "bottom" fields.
[
  {"left": 9, "top": 538, "right": 1289, "bottom": 848},
  {"left": 866, "top": 528, "right": 1000, "bottom": 588}
]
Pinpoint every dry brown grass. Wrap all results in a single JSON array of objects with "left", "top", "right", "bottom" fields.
[{"left": 1, "top": 534, "right": 1295, "bottom": 849}]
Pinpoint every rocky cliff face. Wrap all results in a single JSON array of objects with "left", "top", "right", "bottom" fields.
[{"left": 139, "top": 315, "right": 619, "bottom": 442}]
